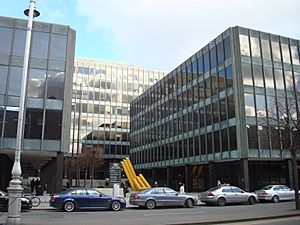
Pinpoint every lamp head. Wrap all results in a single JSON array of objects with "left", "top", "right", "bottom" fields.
[{"left": 24, "top": 8, "right": 40, "bottom": 18}]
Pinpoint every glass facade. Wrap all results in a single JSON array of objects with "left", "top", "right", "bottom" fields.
[
  {"left": 71, "top": 59, "right": 165, "bottom": 167},
  {"left": 0, "top": 16, "right": 75, "bottom": 192},
  {"left": 130, "top": 27, "right": 300, "bottom": 191}
]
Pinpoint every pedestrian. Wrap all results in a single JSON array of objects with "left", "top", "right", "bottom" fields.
[
  {"left": 217, "top": 180, "right": 221, "bottom": 186},
  {"left": 30, "top": 179, "right": 35, "bottom": 194},
  {"left": 123, "top": 183, "right": 128, "bottom": 197},
  {"left": 180, "top": 183, "right": 185, "bottom": 194},
  {"left": 35, "top": 179, "right": 40, "bottom": 194},
  {"left": 66, "top": 181, "right": 70, "bottom": 189}
]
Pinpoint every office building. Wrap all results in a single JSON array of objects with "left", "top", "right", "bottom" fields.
[
  {"left": 130, "top": 26, "right": 300, "bottom": 191},
  {"left": 0, "top": 16, "right": 76, "bottom": 193}
]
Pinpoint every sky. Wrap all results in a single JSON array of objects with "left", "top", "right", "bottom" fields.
[{"left": 0, "top": 0, "right": 299, "bottom": 72}]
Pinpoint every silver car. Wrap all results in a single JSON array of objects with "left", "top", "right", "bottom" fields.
[
  {"left": 129, "top": 187, "right": 198, "bottom": 209},
  {"left": 255, "top": 185, "right": 299, "bottom": 203},
  {"left": 200, "top": 185, "right": 258, "bottom": 206}
]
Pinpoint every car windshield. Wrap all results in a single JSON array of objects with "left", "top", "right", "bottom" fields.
[{"left": 263, "top": 185, "right": 273, "bottom": 190}]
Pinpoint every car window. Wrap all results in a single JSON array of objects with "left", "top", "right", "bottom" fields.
[
  {"left": 86, "top": 190, "right": 100, "bottom": 196},
  {"left": 208, "top": 186, "right": 221, "bottom": 192},
  {"left": 222, "top": 188, "right": 232, "bottom": 193},
  {"left": 281, "top": 185, "right": 290, "bottom": 191},
  {"left": 70, "top": 189, "right": 86, "bottom": 195},
  {"left": 263, "top": 185, "right": 273, "bottom": 190},
  {"left": 151, "top": 188, "right": 165, "bottom": 195},
  {"left": 231, "top": 188, "right": 243, "bottom": 193},
  {"left": 164, "top": 188, "right": 177, "bottom": 195},
  {"left": 273, "top": 186, "right": 282, "bottom": 191}
]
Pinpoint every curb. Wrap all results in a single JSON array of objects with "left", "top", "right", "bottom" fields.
[{"left": 165, "top": 213, "right": 300, "bottom": 225}]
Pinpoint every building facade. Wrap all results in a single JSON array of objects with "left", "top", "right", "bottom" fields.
[
  {"left": 130, "top": 26, "right": 300, "bottom": 192},
  {"left": 0, "top": 16, "right": 76, "bottom": 193},
  {"left": 71, "top": 58, "right": 165, "bottom": 178}
]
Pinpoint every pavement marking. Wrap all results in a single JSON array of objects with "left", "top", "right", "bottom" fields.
[{"left": 144, "top": 211, "right": 206, "bottom": 216}]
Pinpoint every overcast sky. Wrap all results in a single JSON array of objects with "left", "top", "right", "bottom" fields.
[{"left": 1, "top": 0, "right": 299, "bottom": 72}]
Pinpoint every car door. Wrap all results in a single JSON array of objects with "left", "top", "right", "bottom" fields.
[
  {"left": 282, "top": 185, "right": 294, "bottom": 200},
  {"left": 273, "top": 186, "right": 285, "bottom": 200},
  {"left": 86, "top": 189, "right": 109, "bottom": 208},
  {"left": 231, "top": 187, "right": 248, "bottom": 203},
  {"left": 150, "top": 188, "right": 167, "bottom": 206},
  {"left": 164, "top": 188, "right": 182, "bottom": 206},
  {"left": 221, "top": 187, "right": 235, "bottom": 203},
  {"left": 71, "top": 189, "right": 90, "bottom": 208}
]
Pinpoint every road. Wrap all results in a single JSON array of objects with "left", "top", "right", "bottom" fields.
[{"left": 1, "top": 202, "right": 300, "bottom": 225}]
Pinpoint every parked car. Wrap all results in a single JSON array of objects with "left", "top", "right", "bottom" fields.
[
  {"left": 200, "top": 185, "right": 258, "bottom": 206},
  {"left": 49, "top": 188, "right": 126, "bottom": 212},
  {"left": 255, "top": 185, "right": 300, "bottom": 203},
  {"left": 0, "top": 190, "right": 32, "bottom": 211},
  {"left": 129, "top": 187, "right": 198, "bottom": 209}
]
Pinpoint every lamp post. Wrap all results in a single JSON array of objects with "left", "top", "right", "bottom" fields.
[{"left": 6, "top": 1, "right": 39, "bottom": 224}]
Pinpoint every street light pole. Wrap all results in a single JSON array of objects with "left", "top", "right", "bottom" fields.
[{"left": 6, "top": 1, "right": 39, "bottom": 224}]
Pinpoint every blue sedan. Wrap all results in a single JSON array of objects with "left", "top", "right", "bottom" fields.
[{"left": 49, "top": 188, "right": 126, "bottom": 212}]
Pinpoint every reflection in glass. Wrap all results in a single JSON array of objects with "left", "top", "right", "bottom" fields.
[
  {"left": 264, "top": 67, "right": 274, "bottom": 88},
  {"left": 294, "top": 72, "right": 300, "bottom": 92},
  {"left": 284, "top": 71, "right": 293, "bottom": 90},
  {"left": 274, "top": 69, "right": 284, "bottom": 90},
  {"left": 266, "top": 96, "right": 277, "bottom": 119},
  {"left": 229, "top": 126, "right": 237, "bottom": 150},
  {"left": 13, "top": 29, "right": 26, "bottom": 56},
  {"left": 0, "top": 27, "right": 13, "bottom": 55},
  {"left": 224, "top": 36, "right": 231, "bottom": 60},
  {"left": 242, "top": 63, "right": 253, "bottom": 86},
  {"left": 24, "top": 109, "right": 43, "bottom": 139},
  {"left": 27, "top": 69, "right": 46, "bottom": 98},
  {"left": 281, "top": 43, "right": 291, "bottom": 64},
  {"left": 250, "top": 37, "right": 261, "bottom": 58},
  {"left": 271, "top": 41, "right": 281, "bottom": 62},
  {"left": 204, "top": 51, "right": 210, "bottom": 72},
  {"left": 221, "top": 128, "right": 228, "bottom": 151},
  {"left": 261, "top": 39, "right": 271, "bottom": 59},
  {"left": 31, "top": 31, "right": 49, "bottom": 59},
  {"left": 244, "top": 93, "right": 255, "bottom": 116},
  {"left": 0, "top": 66, "right": 8, "bottom": 94},
  {"left": 256, "top": 94, "right": 266, "bottom": 117},
  {"left": 4, "top": 107, "right": 19, "bottom": 138},
  {"left": 239, "top": 34, "right": 250, "bottom": 56},
  {"left": 226, "top": 65, "right": 233, "bottom": 88},
  {"left": 218, "top": 69, "right": 225, "bottom": 92},
  {"left": 291, "top": 46, "right": 300, "bottom": 65},
  {"left": 253, "top": 65, "right": 264, "bottom": 87},
  {"left": 49, "top": 34, "right": 67, "bottom": 61},
  {"left": 258, "top": 126, "right": 270, "bottom": 149},
  {"left": 217, "top": 41, "right": 224, "bottom": 64},
  {"left": 47, "top": 71, "right": 65, "bottom": 100},
  {"left": 247, "top": 125, "right": 258, "bottom": 149},
  {"left": 210, "top": 47, "right": 217, "bottom": 68},
  {"left": 8, "top": 67, "right": 22, "bottom": 96},
  {"left": 227, "top": 95, "right": 235, "bottom": 119}
]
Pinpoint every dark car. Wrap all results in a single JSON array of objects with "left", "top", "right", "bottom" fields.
[
  {"left": 49, "top": 188, "right": 126, "bottom": 212},
  {"left": 129, "top": 187, "right": 198, "bottom": 209},
  {"left": 0, "top": 190, "right": 32, "bottom": 211}
]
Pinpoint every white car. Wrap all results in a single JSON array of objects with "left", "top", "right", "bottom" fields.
[{"left": 255, "top": 185, "right": 299, "bottom": 203}]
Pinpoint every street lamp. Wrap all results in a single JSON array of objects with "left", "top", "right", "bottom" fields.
[{"left": 6, "top": 1, "right": 39, "bottom": 224}]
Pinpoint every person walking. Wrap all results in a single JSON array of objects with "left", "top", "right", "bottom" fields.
[{"left": 180, "top": 183, "right": 185, "bottom": 194}]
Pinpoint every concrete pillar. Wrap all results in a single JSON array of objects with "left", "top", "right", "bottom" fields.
[
  {"left": 240, "top": 159, "right": 249, "bottom": 191},
  {"left": 208, "top": 162, "right": 216, "bottom": 188},
  {"left": 151, "top": 168, "right": 155, "bottom": 186},
  {"left": 287, "top": 159, "right": 294, "bottom": 189},
  {"left": 166, "top": 167, "right": 170, "bottom": 187},
  {"left": 185, "top": 165, "right": 192, "bottom": 192}
]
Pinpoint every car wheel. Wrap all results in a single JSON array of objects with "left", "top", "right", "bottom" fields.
[
  {"left": 248, "top": 196, "right": 255, "bottom": 205},
  {"left": 111, "top": 201, "right": 121, "bottom": 211},
  {"left": 217, "top": 197, "right": 226, "bottom": 206},
  {"left": 185, "top": 199, "right": 194, "bottom": 208},
  {"left": 64, "top": 201, "right": 75, "bottom": 212},
  {"left": 145, "top": 199, "right": 156, "bottom": 209},
  {"left": 272, "top": 195, "right": 279, "bottom": 203}
]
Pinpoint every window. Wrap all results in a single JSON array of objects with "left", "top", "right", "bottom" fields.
[
  {"left": 229, "top": 126, "right": 237, "bottom": 150},
  {"left": 24, "top": 109, "right": 43, "bottom": 139},
  {"left": 271, "top": 41, "right": 281, "bottom": 62},
  {"left": 281, "top": 43, "right": 291, "bottom": 64},
  {"left": 204, "top": 51, "right": 210, "bottom": 72},
  {"left": 239, "top": 34, "right": 250, "bottom": 56},
  {"left": 4, "top": 107, "right": 19, "bottom": 138},
  {"left": 224, "top": 36, "right": 231, "bottom": 60},
  {"left": 0, "top": 27, "right": 13, "bottom": 55},
  {"left": 250, "top": 37, "right": 261, "bottom": 58},
  {"left": 27, "top": 69, "right": 46, "bottom": 98},
  {"left": 31, "top": 31, "right": 49, "bottom": 59},
  {"left": 44, "top": 110, "right": 62, "bottom": 140},
  {"left": 47, "top": 71, "right": 65, "bottom": 100},
  {"left": 256, "top": 94, "right": 266, "bottom": 117},
  {"left": 264, "top": 67, "right": 274, "bottom": 88},
  {"left": 0, "top": 66, "right": 8, "bottom": 94},
  {"left": 210, "top": 47, "right": 217, "bottom": 68},
  {"left": 291, "top": 46, "right": 300, "bottom": 65},
  {"left": 13, "top": 29, "right": 26, "bottom": 56},
  {"left": 274, "top": 69, "right": 284, "bottom": 90},
  {"left": 242, "top": 63, "right": 253, "bottom": 86},
  {"left": 261, "top": 39, "right": 271, "bottom": 60},
  {"left": 253, "top": 65, "right": 264, "bottom": 87},
  {"left": 8, "top": 67, "right": 22, "bottom": 96},
  {"left": 217, "top": 41, "right": 224, "bottom": 64},
  {"left": 247, "top": 125, "right": 258, "bottom": 149},
  {"left": 244, "top": 94, "right": 255, "bottom": 116},
  {"left": 49, "top": 34, "right": 67, "bottom": 61}
]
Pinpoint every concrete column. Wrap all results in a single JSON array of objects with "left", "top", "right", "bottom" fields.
[
  {"left": 151, "top": 168, "right": 155, "bottom": 186},
  {"left": 166, "top": 167, "right": 170, "bottom": 187},
  {"left": 208, "top": 162, "right": 216, "bottom": 188},
  {"left": 240, "top": 159, "right": 249, "bottom": 191},
  {"left": 287, "top": 159, "right": 294, "bottom": 189},
  {"left": 185, "top": 165, "right": 192, "bottom": 192}
]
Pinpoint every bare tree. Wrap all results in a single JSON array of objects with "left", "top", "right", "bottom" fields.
[
  {"left": 65, "top": 157, "right": 77, "bottom": 186},
  {"left": 78, "top": 145, "right": 105, "bottom": 188},
  {"left": 259, "top": 87, "right": 300, "bottom": 210}
]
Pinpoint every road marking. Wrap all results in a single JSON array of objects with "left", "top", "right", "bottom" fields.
[{"left": 144, "top": 211, "right": 206, "bottom": 216}]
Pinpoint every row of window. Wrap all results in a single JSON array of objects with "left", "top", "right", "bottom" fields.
[
  {"left": 0, "top": 107, "right": 62, "bottom": 140},
  {"left": 131, "top": 126, "right": 237, "bottom": 165},
  {"left": 239, "top": 34, "right": 300, "bottom": 65}
]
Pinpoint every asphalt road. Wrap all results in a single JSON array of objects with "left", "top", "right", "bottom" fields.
[{"left": 1, "top": 202, "right": 300, "bottom": 225}]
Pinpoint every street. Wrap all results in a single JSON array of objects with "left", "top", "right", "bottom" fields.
[{"left": 1, "top": 201, "right": 300, "bottom": 225}]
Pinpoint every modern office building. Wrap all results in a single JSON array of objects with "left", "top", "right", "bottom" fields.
[
  {"left": 71, "top": 58, "right": 165, "bottom": 178},
  {"left": 130, "top": 26, "right": 300, "bottom": 192},
  {"left": 0, "top": 16, "right": 76, "bottom": 193}
]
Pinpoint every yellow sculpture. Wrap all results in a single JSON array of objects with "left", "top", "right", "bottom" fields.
[{"left": 121, "top": 157, "right": 151, "bottom": 191}]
